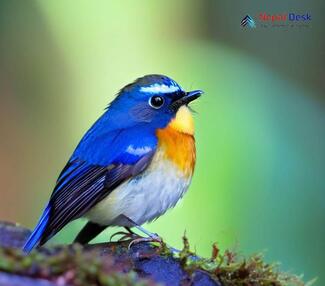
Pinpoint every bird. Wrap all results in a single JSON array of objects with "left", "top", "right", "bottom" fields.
[{"left": 23, "top": 74, "right": 203, "bottom": 252}]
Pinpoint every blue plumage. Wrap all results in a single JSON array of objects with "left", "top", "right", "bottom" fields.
[
  {"left": 23, "top": 204, "right": 51, "bottom": 252},
  {"left": 23, "top": 75, "right": 202, "bottom": 252},
  {"left": 72, "top": 125, "right": 158, "bottom": 165}
]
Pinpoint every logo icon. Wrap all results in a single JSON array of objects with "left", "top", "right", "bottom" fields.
[{"left": 241, "top": 15, "right": 256, "bottom": 28}]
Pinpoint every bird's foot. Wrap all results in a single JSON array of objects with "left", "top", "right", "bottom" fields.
[
  {"left": 110, "top": 231, "right": 138, "bottom": 242},
  {"left": 128, "top": 232, "right": 163, "bottom": 250},
  {"left": 111, "top": 216, "right": 178, "bottom": 255},
  {"left": 110, "top": 227, "right": 139, "bottom": 242}
]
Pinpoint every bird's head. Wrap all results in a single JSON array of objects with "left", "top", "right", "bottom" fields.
[{"left": 107, "top": 75, "right": 203, "bottom": 135}]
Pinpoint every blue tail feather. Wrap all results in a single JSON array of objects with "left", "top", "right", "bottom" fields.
[{"left": 23, "top": 204, "right": 51, "bottom": 253}]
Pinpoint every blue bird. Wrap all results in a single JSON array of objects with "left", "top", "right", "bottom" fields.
[{"left": 23, "top": 74, "right": 203, "bottom": 252}]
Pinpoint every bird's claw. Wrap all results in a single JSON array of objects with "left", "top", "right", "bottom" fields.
[
  {"left": 118, "top": 233, "right": 139, "bottom": 242},
  {"left": 110, "top": 231, "right": 138, "bottom": 242},
  {"left": 128, "top": 234, "right": 163, "bottom": 250}
]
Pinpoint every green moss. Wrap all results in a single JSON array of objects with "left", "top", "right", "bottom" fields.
[
  {"left": 176, "top": 236, "right": 315, "bottom": 286},
  {"left": 0, "top": 245, "right": 156, "bottom": 286}
]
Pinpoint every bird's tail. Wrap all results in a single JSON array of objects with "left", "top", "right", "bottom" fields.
[{"left": 23, "top": 204, "right": 51, "bottom": 253}]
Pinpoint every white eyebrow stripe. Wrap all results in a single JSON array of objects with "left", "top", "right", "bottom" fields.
[
  {"left": 140, "top": 84, "right": 180, "bottom": 94},
  {"left": 126, "top": 145, "right": 152, "bottom": 156}
]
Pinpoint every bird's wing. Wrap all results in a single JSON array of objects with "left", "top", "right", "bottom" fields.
[{"left": 40, "top": 127, "right": 157, "bottom": 243}]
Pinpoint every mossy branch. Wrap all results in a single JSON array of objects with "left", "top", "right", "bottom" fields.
[{"left": 0, "top": 221, "right": 314, "bottom": 286}]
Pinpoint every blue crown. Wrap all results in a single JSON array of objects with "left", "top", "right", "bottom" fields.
[{"left": 123, "top": 75, "right": 183, "bottom": 94}]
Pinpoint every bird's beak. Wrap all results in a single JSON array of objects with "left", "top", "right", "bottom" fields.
[
  {"left": 170, "top": 90, "right": 203, "bottom": 111},
  {"left": 184, "top": 90, "right": 204, "bottom": 104}
]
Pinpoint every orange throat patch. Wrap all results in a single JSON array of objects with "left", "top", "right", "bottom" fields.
[{"left": 156, "top": 106, "right": 196, "bottom": 177}]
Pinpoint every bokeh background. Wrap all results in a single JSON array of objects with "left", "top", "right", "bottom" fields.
[{"left": 0, "top": 0, "right": 324, "bottom": 284}]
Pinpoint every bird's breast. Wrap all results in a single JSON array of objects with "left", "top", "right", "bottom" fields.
[{"left": 156, "top": 116, "right": 196, "bottom": 177}]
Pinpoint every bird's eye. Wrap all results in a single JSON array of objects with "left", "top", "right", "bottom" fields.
[{"left": 149, "top": 95, "right": 164, "bottom": 109}]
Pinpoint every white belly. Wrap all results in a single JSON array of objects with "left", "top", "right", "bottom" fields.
[{"left": 86, "top": 148, "right": 192, "bottom": 226}]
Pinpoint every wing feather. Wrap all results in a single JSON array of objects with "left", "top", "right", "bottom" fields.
[{"left": 39, "top": 150, "right": 154, "bottom": 244}]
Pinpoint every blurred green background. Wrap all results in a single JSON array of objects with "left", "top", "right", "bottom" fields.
[{"left": 0, "top": 0, "right": 324, "bottom": 284}]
